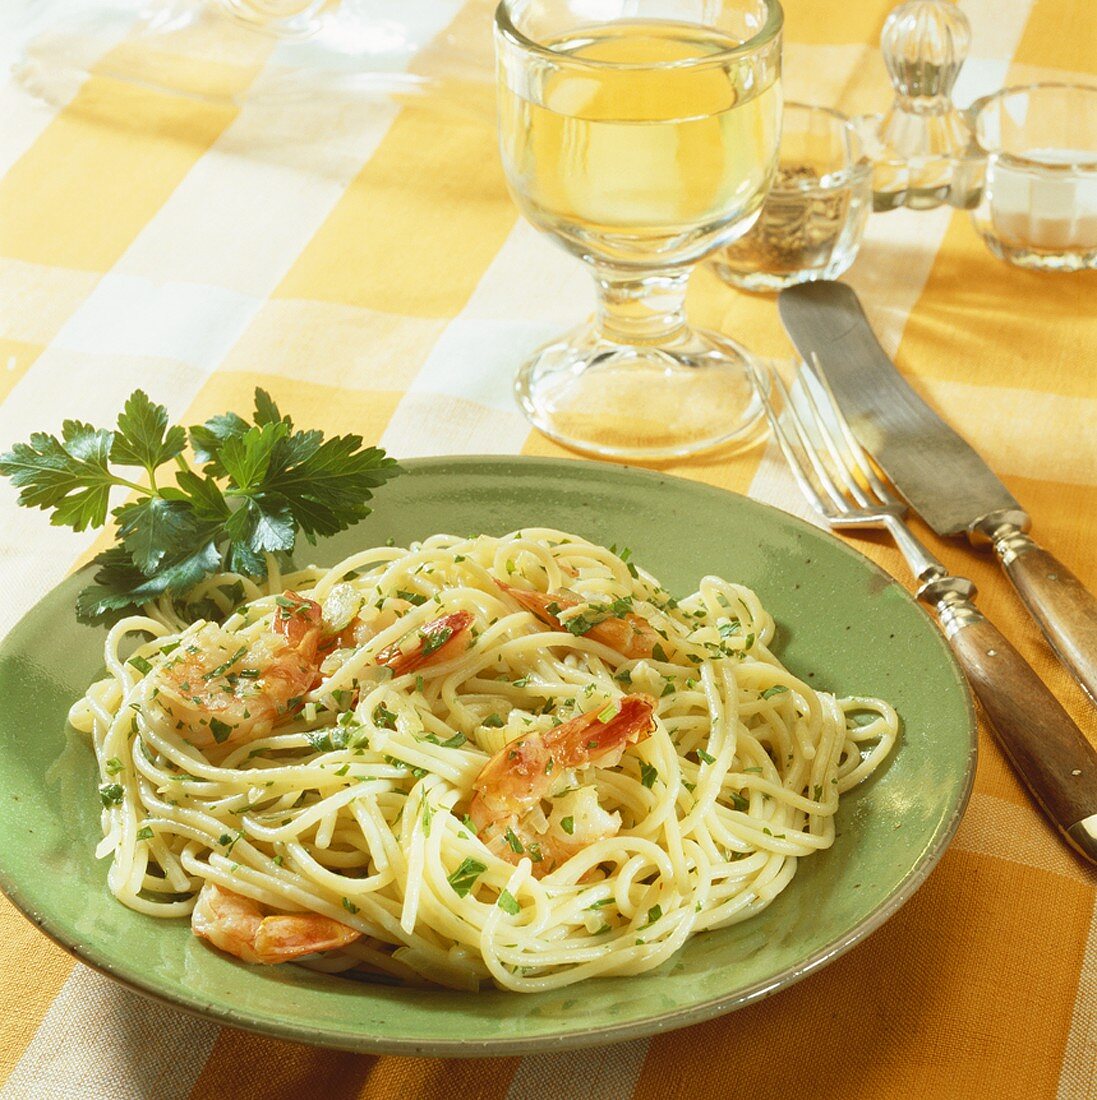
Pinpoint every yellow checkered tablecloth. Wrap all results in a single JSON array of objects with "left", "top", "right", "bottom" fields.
[{"left": 0, "top": 0, "right": 1094, "bottom": 1096}]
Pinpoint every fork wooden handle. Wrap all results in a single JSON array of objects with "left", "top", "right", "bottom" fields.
[
  {"left": 991, "top": 529, "right": 1097, "bottom": 707},
  {"left": 943, "top": 611, "right": 1097, "bottom": 863}
]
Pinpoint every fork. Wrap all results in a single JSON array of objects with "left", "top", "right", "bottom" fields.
[{"left": 757, "top": 361, "right": 1097, "bottom": 865}]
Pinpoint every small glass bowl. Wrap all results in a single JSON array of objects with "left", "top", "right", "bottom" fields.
[
  {"left": 968, "top": 83, "right": 1097, "bottom": 272},
  {"left": 712, "top": 102, "right": 872, "bottom": 293}
]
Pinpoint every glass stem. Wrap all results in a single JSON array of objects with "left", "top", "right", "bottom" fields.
[{"left": 592, "top": 266, "right": 691, "bottom": 346}]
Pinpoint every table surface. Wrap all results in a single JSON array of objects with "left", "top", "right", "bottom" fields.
[{"left": 0, "top": 1, "right": 1094, "bottom": 1097}]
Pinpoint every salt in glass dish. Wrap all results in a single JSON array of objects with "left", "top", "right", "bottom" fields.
[{"left": 968, "top": 82, "right": 1097, "bottom": 272}]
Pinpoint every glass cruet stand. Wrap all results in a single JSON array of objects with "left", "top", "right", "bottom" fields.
[{"left": 862, "top": 0, "right": 984, "bottom": 212}]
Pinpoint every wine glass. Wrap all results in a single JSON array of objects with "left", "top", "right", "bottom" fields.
[{"left": 495, "top": 0, "right": 783, "bottom": 460}]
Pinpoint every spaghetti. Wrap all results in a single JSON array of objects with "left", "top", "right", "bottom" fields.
[{"left": 69, "top": 529, "right": 897, "bottom": 992}]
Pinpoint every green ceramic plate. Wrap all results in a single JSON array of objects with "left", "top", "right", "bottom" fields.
[{"left": 0, "top": 457, "right": 975, "bottom": 1056}]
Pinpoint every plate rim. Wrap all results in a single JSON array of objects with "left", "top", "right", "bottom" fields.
[{"left": 0, "top": 454, "right": 977, "bottom": 1056}]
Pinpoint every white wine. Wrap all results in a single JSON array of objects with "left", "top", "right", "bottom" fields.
[{"left": 498, "top": 20, "right": 781, "bottom": 266}]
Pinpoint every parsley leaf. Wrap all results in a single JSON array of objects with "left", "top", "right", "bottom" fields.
[
  {"left": 110, "top": 390, "right": 187, "bottom": 477},
  {"left": 0, "top": 388, "right": 401, "bottom": 624},
  {"left": 0, "top": 420, "right": 117, "bottom": 531}
]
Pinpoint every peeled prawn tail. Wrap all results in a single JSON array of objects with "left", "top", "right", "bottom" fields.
[
  {"left": 375, "top": 610, "right": 474, "bottom": 675},
  {"left": 251, "top": 913, "right": 361, "bottom": 964},
  {"left": 273, "top": 591, "right": 323, "bottom": 648},
  {"left": 496, "top": 581, "right": 659, "bottom": 659},
  {"left": 543, "top": 694, "right": 657, "bottom": 769},
  {"left": 470, "top": 693, "right": 657, "bottom": 824},
  {"left": 191, "top": 883, "right": 360, "bottom": 965},
  {"left": 495, "top": 581, "right": 567, "bottom": 627}
]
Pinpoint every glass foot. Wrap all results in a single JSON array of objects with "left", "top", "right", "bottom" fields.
[{"left": 514, "top": 322, "right": 767, "bottom": 461}]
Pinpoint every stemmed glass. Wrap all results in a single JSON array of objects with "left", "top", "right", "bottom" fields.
[{"left": 495, "top": 0, "right": 783, "bottom": 460}]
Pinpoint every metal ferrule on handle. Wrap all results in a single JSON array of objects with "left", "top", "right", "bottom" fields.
[
  {"left": 974, "top": 513, "right": 1097, "bottom": 706},
  {"left": 917, "top": 571, "right": 983, "bottom": 638}
]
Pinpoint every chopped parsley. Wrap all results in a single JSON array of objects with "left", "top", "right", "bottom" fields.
[
  {"left": 762, "top": 685, "right": 789, "bottom": 699},
  {"left": 208, "top": 716, "right": 233, "bottom": 744},
  {"left": 447, "top": 857, "right": 487, "bottom": 898},
  {"left": 504, "top": 827, "right": 524, "bottom": 854},
  {"left": 372, "top": 704, "right": 398, "bottom": 730},
  {"left": 98, "top": 783, "right": 124, "bottom": 807},
  {"left": 424, "top": 731, "right": 467, "bottom": 749},
  {"left": 202, "top": 645, "right": 248, "bottom": 681},
  {"left": 560, "top": 816, "right": 575, "bottom": 835},
  {"left": 596, "top": 701, "right": 620, "bottom": 723},
  {"left": 218, "top": 830, "right": 243, "bottom": 854},
  {"left": 639, "top": 762, "right": 659, "bottom": 789},
  {"left": 307, "top": 727, "right": 355, "bottom": 753},
  {"left": 127, "top": 654, "right": 153, "bottom": 676},
  {"left": 497, "top": 890, "right": 521, "bottom": 916},
  {"left": 696, "top": 748, "right": 716, "bottom": 765},
  {"left": 419, "top": 624, "right": 453, "bottom": 657}
]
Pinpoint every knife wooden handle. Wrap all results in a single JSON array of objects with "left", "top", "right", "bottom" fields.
[
  {"left": 944, "top": 612, "right": 1097, "bottom": 863},
  {"left": 992, "top": 529, "right": 1097, "bottom": 707}
]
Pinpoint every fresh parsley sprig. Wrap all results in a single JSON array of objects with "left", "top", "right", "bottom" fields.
[{"left": 0, "top": 388, "right": 401, "bottom": 623}]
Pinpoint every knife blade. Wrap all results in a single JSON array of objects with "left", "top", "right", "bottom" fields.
[{"left": 779, "top": 280, "right": 1097, "bottom": 707}]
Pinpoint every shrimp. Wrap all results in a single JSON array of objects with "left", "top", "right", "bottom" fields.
[
  {"left": 375, "top": 610, "right": 474, "bottom": 675},
  {"left": 191, "top": 882, "right": 360, "bottom": 965},
  {"left": 155, "top": 591, "right": 322, "bottom": 749},
  {"left": 497, "top": 582, "right": 661, "bottom": 660},
  {"left": 469, "top": 694, "right": 656, "bottom": 876}
]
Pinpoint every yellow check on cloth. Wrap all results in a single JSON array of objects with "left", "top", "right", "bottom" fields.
[{"left": 0, "top": 0, "right": 1094, "bottom": 1096}]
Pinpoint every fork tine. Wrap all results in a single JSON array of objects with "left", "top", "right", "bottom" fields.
[
  {"left": 795, "top": 370, "right": 874, "bottom": 509},
  {"left": 805, "top": 353, "right": 898, "bottom": 506},
  {"left": 751, "top": 365, "right": 836, "bottom": 519},
  {"left": 770, "top": 371, "right": 851, "bottom": 515}
]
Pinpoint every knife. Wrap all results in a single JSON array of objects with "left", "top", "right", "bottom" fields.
[{"left": 778, "top": 280, "right": 1097, "bottom": 708}]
